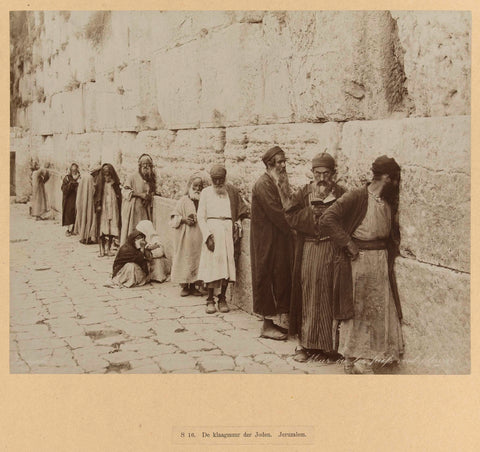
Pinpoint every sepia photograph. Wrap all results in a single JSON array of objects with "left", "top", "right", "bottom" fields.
[{"left": 9, "top": 10, "right": 470, "bottom": 376}]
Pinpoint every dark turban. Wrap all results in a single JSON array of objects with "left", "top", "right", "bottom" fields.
[
  {"left": 312, "top": 152, "right": 335, "bottom": 170},
  {"left": 262, "top": 146, "right": 284, "bottom": 165},
  {"left": 210, "top": 165, "right": 227, "bottom": 178},
  {"left": 371, "top": 155, "right": 401, "bottom": 177}
]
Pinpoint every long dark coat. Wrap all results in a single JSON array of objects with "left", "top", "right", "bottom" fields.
[
  {"left": 61, "top": 174, "right": 80, "bottom": 226},
  {"left": 318, "top": 185, "right": 402, "bottom": 320},
  {"left": 286, "top": 182, "right": 346, "bottom": 336},
  {"left": 250, "top": 173, "right": 293, "bottom": 317}
]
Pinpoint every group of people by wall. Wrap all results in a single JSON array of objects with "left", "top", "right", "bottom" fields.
[{"left": 30, "top": 147, "right": 404, "bottom": 374}]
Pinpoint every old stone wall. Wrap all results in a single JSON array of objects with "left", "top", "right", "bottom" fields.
[{"left": 10, "top": 11, "right": 470, "bottom": 374}]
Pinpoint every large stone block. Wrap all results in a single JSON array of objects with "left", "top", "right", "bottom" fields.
[
  {"left": 339, "top": 116, "right": 470, "bottom": 273},
  {"left": 262, "top": 11, "right": 407, "bottom": 123},
  {"left": 11, "top": 135, "right": 33, "bottom": 201},
  {"left": 64, "top": 132, "right": 103, "bottom": 169},
  {"left": 224, "top": 122, "right": 342, "bottom": 197},
  {"left": 395, "top": 258, "right": 470, "bottom": 374},
  {"left": 392, "top": 11, "right": 471, "bottom": 117},
  {"left": 146, "top": 128, "right": 225, "bottom": 198},
  {"left": 198, "top": 23, "right": 264, "bottom": 128}
]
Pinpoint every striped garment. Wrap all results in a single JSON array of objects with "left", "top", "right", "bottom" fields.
[{"left": 300, "top": 240, "right": 335, "bottom": 351}]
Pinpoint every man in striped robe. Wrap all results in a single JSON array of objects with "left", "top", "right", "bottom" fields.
[{"left": 286, "top": 153, "right": 346, "bottom": 362}]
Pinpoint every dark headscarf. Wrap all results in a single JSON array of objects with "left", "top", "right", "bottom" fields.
[
  {"left": 372, "top": 155, "right": 401, "bottom": 178},
  {"left": 138, "top": 154, "right": 156, "bottom": 194},
  {"left": 112, "top": 230, "right": 148, "bottom": 278},
  {"left": 93, "top": 163, "right": 122, "bottom": 214}
]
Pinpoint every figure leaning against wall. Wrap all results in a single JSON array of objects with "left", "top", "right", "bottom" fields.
[
  {"left": 197, "top": 165, "right": 249, "bottom": 314},
  {"left": 94, "top": 163, "right": 122, "bottom": 257},
  {"left": 31, "top": 161, "right": 50, "bottom": 220},
  {"left": 169, "top": 173, "right": 205, "bottom": 297},
  {"left": 120, "top": 154, "right": 156, "bottom": 245},
  {"left": 318, "top": 155, "right": 404, "bottom": 375},
  {"left": 61, "top": 162, "right": 80, "bottom": 236}
]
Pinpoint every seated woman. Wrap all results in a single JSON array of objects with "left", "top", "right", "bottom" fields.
[
  {"left": 136, "top": 220, "right": 171, "bottom": 283},
  {"left": 111, "top": 230, "right": 149, "bottom": 287}
]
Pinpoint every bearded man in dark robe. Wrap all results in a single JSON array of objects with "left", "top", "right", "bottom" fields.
[
  {"left": 319, "top": 156, "right": 404, "bottom": 374},
  {"left": 286, "top": 152, "right": 346, "bottom": 362},
  {"left": 250, "top": 146, "right": 294, "bottom": 341}
]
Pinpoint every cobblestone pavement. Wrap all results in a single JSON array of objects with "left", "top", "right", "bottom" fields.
[{"left": 10, "top": 204, "right": 343, "bottom": 374}]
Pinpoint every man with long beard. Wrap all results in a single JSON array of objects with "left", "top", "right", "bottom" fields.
[
  {"left": 120, "top": 154, "right": 156, "bottom": 245},
  {"left": 170, "top": 174, "right": 205, "bottom": 297},
  {"left": 319, "top": 156, "right": 404, "bottom": 374},
  {"left": 250, "top": 146, "right": 294, "bottom": 341},
  {"left": 286, "top": 153, "right": 346, "bottom": 362},
  {"left": 197, "top": 165, "right": 249, "bottom": 314}
]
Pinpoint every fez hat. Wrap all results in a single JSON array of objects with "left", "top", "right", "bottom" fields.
[
  {"left": 262, "top": 146, "right": 284, "bottom": 164},
  {"left": 210, "top": 164, "right": 227, "bottom": 178},
  {"left": 312, "top": 152, "right": 335, "bottom": 170}
]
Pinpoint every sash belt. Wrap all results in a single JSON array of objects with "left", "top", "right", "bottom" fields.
[
  {"left": 207, "top": 217, "right": 232, "bottom": 221},
  {"left": 352, "top": 238, "right": 387, "bottom": 250},
  {"left": 304, "top": 236, "right": 330, "bottom": 243}
]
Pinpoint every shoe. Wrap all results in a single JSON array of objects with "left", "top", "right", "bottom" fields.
[
  {"left": 65, "top": 230, "right": 71, "bottom": 237},
  {"left": 180, "top": 287, "right": 190, "bottom": 297},
  {"left": 217, "top": 299, "right": 230, "bottom": 313},
  {"left": 293, "top": 347, "right": 310, "bottom": 363},
  {"left": 205, "top": 301, "right": 216, "bottom": 314},
  {"left": 274, "top": 324, "right": 288, "bottom": 334},
  {"left": 260, "top": 324, "right": 287, "bottom": 341},
  {"left": 189, "top": 288, "right": 203, "bottom": 297}
]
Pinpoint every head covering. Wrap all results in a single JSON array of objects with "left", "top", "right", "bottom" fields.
[
  {"left": 184, "top": 172, "right": 205, "bottom": 194},
  {"left": 138, "top": 154, "right": 153, "bottom": 165},
  {"left": 371, "top": 155, "right": 401, "bottom": 177},
  {"left": 210, "top": 165, "right": 227, "bottom": 178},
  {"left": 136, "top": 220, "right": 159, "bottom": 245},
  {"left": 262, "top": 146, "right": 284, "bottom": 165},
  {"left": 100, "top": 163, "right": 121, "bottom": 185},
  {"left": 312, "top": 152, "right": 335, "bottom": 170},
  {"left": 112, "top": 229, "right": 148, "bottom": 278}
]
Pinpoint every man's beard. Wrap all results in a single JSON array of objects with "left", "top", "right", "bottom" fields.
[
  {"left": 313, "top": 181, "right": 333, "bottom": 200},
  {"left": 271, "top": 169, "right": 292, "bottom": 207},
  {"left": 213, "top": 185, "right": 227, "bottom": 196},
  {"left": 141, "top": 170, "right": 152, "bottom": 181},
  {"left": 380, "top": 181, "right": 399, "bottom": 204},
  {"left": 188, "top": 186, "right": 201, "bottom": 200}
]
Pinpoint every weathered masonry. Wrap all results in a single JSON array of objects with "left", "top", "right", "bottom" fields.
[{"left": 10, "top": 11, "right": 471, "bottom": 373}]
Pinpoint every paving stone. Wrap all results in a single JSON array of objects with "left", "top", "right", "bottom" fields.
[
  {"left": 197, "top": 355, "right": 236, "bottom": 372},
  {"left": 100, "top": 350, "right": 144, "bottom": 364},
  {"left": 16, "top": 337, "right": 67, "bottom": 351},
  {"left": 155, "top": 353, "right": 198, "bottom": 372},
  {"left": 175, "top": 339, "right": 217, "bottom": 353},
  {"left": 64, "top": 335, "right": 94, "bottom": 349},
  {"left": 14, "top": 325, "right": 55, "bottom": 340}
]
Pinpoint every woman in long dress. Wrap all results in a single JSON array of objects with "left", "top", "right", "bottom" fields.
[
  {"left": 31, "top": 166, "right": 50, "bottom": 220},
  {"left": 136, "top": 220, "right": 171, "bottom": 283},
  {"left": 61, "top": 163, "right": 80, "bottom": 236},
  {"left": 111, "top": 230, "right": 149, "bottom": 288}
]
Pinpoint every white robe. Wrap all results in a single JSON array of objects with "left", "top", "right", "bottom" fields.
[{"left": 197, "top": 186, "right": 236, "bottom": 284}]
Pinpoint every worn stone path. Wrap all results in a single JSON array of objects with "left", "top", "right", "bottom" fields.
[{"left": 10, "top": 204, "right": 343, "bottom": 374}]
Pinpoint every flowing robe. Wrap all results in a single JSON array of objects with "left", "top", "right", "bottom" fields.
[
  {"left": 31, "top": 169, "right": 49, "bottom": 217},
  {"left": 169, "top": 195, "right": 203, "bottom": 284},
  {"left": 318, "top": 185, "right": 403, "bottom": 361},
  {"left": 120, "top": 172, "right": 152, "bottom": 245},
  {"left": 286, "top": 182, "right": 345, "bottom": 349},
  {"left": 250, "top": 173, "right": 293, "bottom": 317},
  {"left": 197, "top": 184, "right": 249, "bottom": 285},
  {"left": 61, "top": 174, "right": 79, "bottom": 226},
  {"left": 74, "top": 172, "right": 97, "bottom": 243}
]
